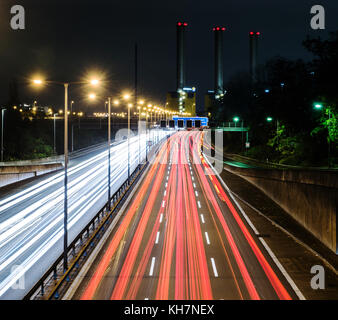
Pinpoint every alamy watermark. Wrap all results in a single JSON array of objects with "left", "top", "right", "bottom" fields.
[
  {"left": 10, "top": 5, "right": 25, "bottom": 30},
  {"left": 310, "top": 5, "right": 325, "bottom": 30},
  {"left": 310, "top": 265, "right": 325, "bottom": 290}
]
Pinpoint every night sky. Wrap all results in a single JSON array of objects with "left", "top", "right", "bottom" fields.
[{"left": 1, "top": 0, "right": 337, "bottom": 114}]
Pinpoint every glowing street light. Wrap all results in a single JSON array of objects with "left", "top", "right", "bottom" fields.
[
  {"left": 89, "top": 93, "right": 96, "bottom": 100},
  {"left": 90, "top": 79, "right": 99, "bottom": 86},
  {"left": 123, "top": 93, "right": 131, "bottom": 101},
  {"left": 31, "top": 75, "right": 100, "bottom": 271},
  {"left": 314, "top": 103, "right": 323, "bottom": 110}
]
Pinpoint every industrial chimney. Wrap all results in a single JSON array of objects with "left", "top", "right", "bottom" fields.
[
  {"left": 213, "top": 26, "right": 226, "bottom": 96},
  {"left": 249, "top": 31, "right": 260, "bottom": 83},
  {"left": 176, "top": 22, "right": 188, "bottom": 91}
]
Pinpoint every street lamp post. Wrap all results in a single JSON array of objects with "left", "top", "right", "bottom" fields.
[
  {"left": 314, "top": 103, "right": 332, "bottom": 168},
  {"left": 123, "top": 94, "right": 131, "bottom": 183},
  {"left": 53, "top": 113, "right": 58, "bottom": 154},
  {"left": 108, "top": 97, "right": 111, "bottom": 210},
  {"left": 70, "top": 101, "right": 74, "bottom": 152},
  {"left": 138, "top": 106, "right": 141, "bottom": 166},
  {"left": 33, "top": 78, "right": 99, "bottom": 271},
  {"left": 128, "top": 103, "right": 131, "bottom": 183},
  {"left": 63, "top": 83, "right": 69, "bottom": 271},
  {"left": 1, "top": 109, "right": 6, "bottom": 162},
  {"left": 266, "top": 117, "right": 279, "bottom": 145}
]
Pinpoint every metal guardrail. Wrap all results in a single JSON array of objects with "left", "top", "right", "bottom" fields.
[{"left": 24, "top": 162, "right": 148, "bottom": 300}]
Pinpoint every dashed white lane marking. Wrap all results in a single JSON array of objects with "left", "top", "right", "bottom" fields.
[
  {"left": 211, "top": 258, "right": 218, "bottom": 277},
  {"left": 193, "top": 183, "right": 196, "bottom": 188},
  {"left": 203, "top": 153, "right": 306, "bottom": 300},
  {"left": 162, "top": 201, "right": 165, "bottom": 208},
  {"left": 197, "top": 201, "right": 201, "bottom": 208},
  {"left": 166, "top": 176, "right": 169, "bottom": 181},
  {"left": 164, "top": 190, "right": 166, "bottom": 196},
  {"left": 144, "top": 298, "right": 149, "bottom": 300},
  {"left": 159, "top": 214, "right": 163, "bottom": 223},
  {"left": 195, "top": 191, "right": 198, "bottom": 197},
  {"left": 149, "top": 257, "right": 156, "bottom": 276},
  {"left": 155, "top": 231, "right": 160, "bottom": 244},
  {"left": 192, "top": 177, "right": 194, "bottom": 181},
  {"left": 165, "top": 182, "right": 168, "bottom": 188},
  {"left": 205, "top": 232, "right": 210, "bottom": 245},
  {"left": 200, "top": 214, "right": 205, "bottom": 224}
]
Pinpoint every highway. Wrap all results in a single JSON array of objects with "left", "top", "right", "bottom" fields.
[
  {"left": 0, "top": 130, "right": 168, "bottom": 300},
  {"left": 73, "top": 131, "right": 301, "bottom": 300}
]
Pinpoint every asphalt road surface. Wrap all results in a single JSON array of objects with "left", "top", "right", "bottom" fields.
[{"left": 74, "top": 131, "right": 301, "bottom": 300}]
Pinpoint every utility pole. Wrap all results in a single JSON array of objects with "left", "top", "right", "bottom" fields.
[
  {"left": 63, "top": 83, "right": 69, "bottom": 272},
  {"left": 135, "top": 43, "right": 140, "bottom": 166},
  {"left": 108, "top": 97, "right": 111, "bottom": 209},
  {"left": 1, "top": 109, "right": 5, "bottom": 162}
]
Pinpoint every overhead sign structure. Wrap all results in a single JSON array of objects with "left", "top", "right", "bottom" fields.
[{"left": 172, "top": 116, "right": 208, "bottom": 128}]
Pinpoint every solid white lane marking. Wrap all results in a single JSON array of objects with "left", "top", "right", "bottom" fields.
[
  {"left": 197, "top": 201, "right": 201, "bottom": 208},
  {"left": 149, "top": 257, "right": 156, "bottom": 276},
  {"left": 195, "top": 191, "right": 198, "bottom": 197},
  {"left": 205, "top": 232, "right": 210, "bottom": 245},
  {"left": 155, "top": 231, "right": 160, "bottom": 244},
  {"left": 162, "top": 201, "right": 165, "bottom": 208},
  {"left": 211, "top": 258, "right": 218, "bottom": 277},
  {"left": 200, "top": 214, "right": 205, "bottom": 224},
  {"left": 259, "top": 237, "right": 306, "bottom": 300},
  {"left": 159, "top": 214, "right": 163, "bottom": 223}
]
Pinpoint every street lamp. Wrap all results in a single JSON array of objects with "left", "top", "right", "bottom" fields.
[
  {"left": 313, "top": 102, "right": 332, "bottom": 167},
  {"left": 53, "top": 112, "right": 58, "bottom": 154},
  {"left": 70, "top": 101, "right": 75, "bottom": 152},
  {"left": 266, "top": 116, "right": 280, "bottom": 145},
  {"left": 32, "top": 77, "right": 99, "bottom": 271},
  {"left": 1, "top": 109, "right": 6, "bottom": 162},
  {"left": 123, "top": 93, "right": 131, "bottom": 182},
  {"left": 233, "top": 116, "right": 239, "bottom": 127}
]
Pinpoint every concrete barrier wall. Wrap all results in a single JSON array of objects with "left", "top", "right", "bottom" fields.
[
  {"left": 0, "top": 163, "right": 63, "bottom": 188},
  {"left": 223, "top": 164, "right": 338, "bottom": 253}
]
